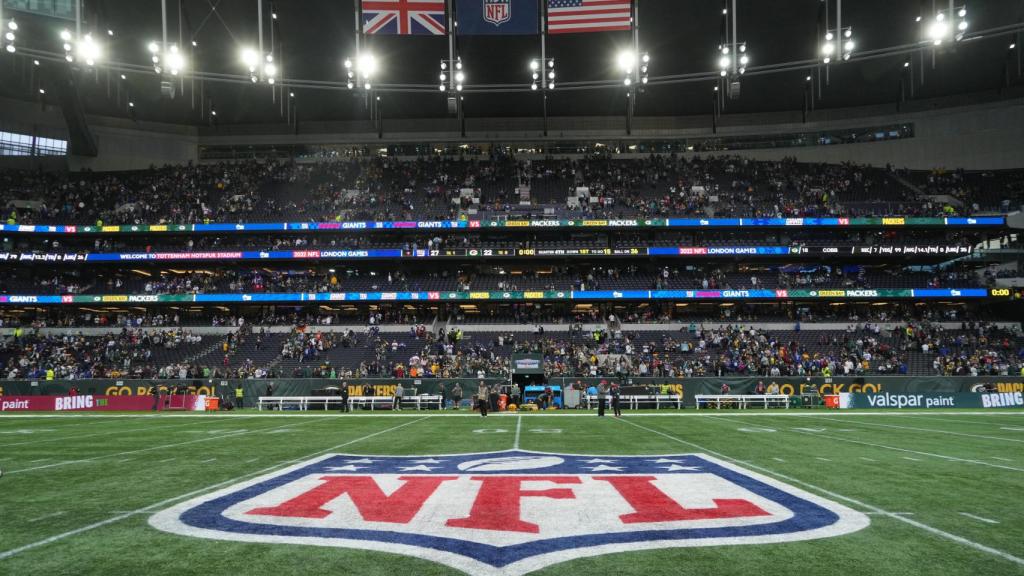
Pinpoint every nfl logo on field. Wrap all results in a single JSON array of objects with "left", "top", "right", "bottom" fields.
[
  {"left": 483, "top": 0, "right": 511, "bottom": 26},
  {"left": 151, "top": 450, "right": 868, "bottom": 575}
]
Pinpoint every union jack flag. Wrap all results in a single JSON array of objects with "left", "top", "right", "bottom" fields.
[{"left": 362, "top": 0, "right": 447, "bottom": 35}]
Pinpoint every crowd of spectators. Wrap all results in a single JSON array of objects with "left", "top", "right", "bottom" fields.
[{"left": 6, "top": 155, "right": 1012, "bottom": 226}]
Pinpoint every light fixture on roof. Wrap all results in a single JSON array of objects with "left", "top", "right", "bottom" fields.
[
  {"left": 440, "top": 56, "right": 464, "bottom": 92},
  {"left": 926, "top": 5, "right": 967, "bottom": 45},
  {"left": 528, "top": 57, "right": 555, "bottom": 91},
  {"left": 617, "top": 50, "right": 649, "bottom": 87},
  {"left": 75, "top": 33, "right": 102, "bottom": 66},
  {"left": 2, "top": 18, "right": 16, "bottom": 53},
  {"left": 345, "top": 52, "right": 378, "bottom": 91}
]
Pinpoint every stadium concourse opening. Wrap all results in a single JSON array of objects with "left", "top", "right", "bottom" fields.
[{"left": 2, "top": 0, "right": 1024, "bottom": 574}]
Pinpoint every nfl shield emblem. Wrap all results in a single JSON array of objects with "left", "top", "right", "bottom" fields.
[
  {"left": 483, "top": 0, "right": 511, "bottom": 26},
  {"left": 150, "top": 450, "right": 868, "bottom": 575}
]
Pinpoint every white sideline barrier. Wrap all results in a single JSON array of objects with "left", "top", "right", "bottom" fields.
[
  {"left": 582, "top": 394, "right": 683, "bottom": 410},
  {"left": 257, "top": 395, "right": 443, "bottom": 411},
  {"left": 695, "top": 394, "right": 790, "bottom": 409}
]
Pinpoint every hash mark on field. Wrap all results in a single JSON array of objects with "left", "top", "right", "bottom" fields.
[
  {"left": 772, "top": 457, "right": 786, "bottom": 462},
  {"left": 245, "top": 457, "right": 260, "bottom": 463},
  {"left": 27, "top": 511, "right": 66, "bottom": 523},
  {"left": 860, "top": 457, "right": 877, "bottom": 462},
  {"left": 29, "top": 458, "right": 48, "bottom": 463},
  {"left": 866, "top": 511, "right": 914, "bottom": 516},
  {"left": 200, "top": 458, "right": 218, "bottom": 463},
  {"left": 117, "top": 458, "right": 134, "bottom": 463},
  {"left": 815, "top": 457, "right": 832, "bottom": 462},
  {"left": 158, "top": 458, "right": 177, "bottom": 463},
  {"left": 902, "top": 457, "right": 922, "bottom": 461},
  {"left": 959, "top": 513, "right": 1000, "bottom": 525}
]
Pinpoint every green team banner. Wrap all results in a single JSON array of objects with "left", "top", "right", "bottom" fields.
[{"left": 3, "top": 377, "right": 1020, "bottom": 408}]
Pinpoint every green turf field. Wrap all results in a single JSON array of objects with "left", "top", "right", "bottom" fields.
[{"left": 1, "top": 409, "right": 1023, "bottom": 575}]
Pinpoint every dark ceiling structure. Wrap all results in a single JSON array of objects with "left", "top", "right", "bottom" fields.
[{"left": 0, "top": 0, "right": 1022, "bottom": 126}]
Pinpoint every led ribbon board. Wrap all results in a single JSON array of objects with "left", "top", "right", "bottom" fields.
[
  {"left": 0, "top": 216, "right": 1005, "bottom": 235},
  {"left": 0, "top": 288, "right": 1000, "bottom": 305}
]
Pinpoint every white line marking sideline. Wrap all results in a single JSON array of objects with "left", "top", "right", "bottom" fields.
[
  {"left": 959, "top": 513, "right": 1000, "bottom": 525},
  {"left": 513, "top": 414, "right": 522, "bottom": 450},
  {"left": 804, "top": 415, "right": 1024, "bottom": 444},
  {"left": 27, "top": 512, "right": 66, "bottom": 523},
  {"left": 614, "top": 417, "right": 1024, "bottom": 568},
  {"left": 5, "top": 418, "right": 320, "bottom": 475},
  {"left": 704, "top": 415, "right": 1024, "bottom": 474},
  {"left": 0, "top": 416, "right": 431, "bottom": 562}
]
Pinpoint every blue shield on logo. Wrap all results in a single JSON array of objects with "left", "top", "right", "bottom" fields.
[
  {"left": 483, "top": 0, "right": 511, "bottom": 26},
  {"left": 150, "top": 450, "right": 868, "bottom": 576}
]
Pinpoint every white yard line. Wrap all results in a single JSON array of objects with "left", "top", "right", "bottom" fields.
[
  {"left": 27, "top": 512, "right": 66, "bottom": 523},
  {"left": 614, "top": 417, "right": 1024, "bottom": 568},
  {"left": 804, "top": 415, "right": 1024, "bottom": 444},
  {"left": 513, "top": 414, "right": 523, "bottom": 449},
  {"left": 0, "top": 416, "right": 257, "bottom": 449},
  {"left": 991, "top": 457, "right": 1013, "bottom": 462},
  {"left": 5, "top": 418, "right": 321, "bottom": 475},
  {"left": 704, "top": 415, "right": 1024, "bottom": 474},
  {"left": 0, "top": 416, "right": 430, "bottom": 562},
  {"left": 959, "top": 513, "right": 1000, "bottom": 525}
]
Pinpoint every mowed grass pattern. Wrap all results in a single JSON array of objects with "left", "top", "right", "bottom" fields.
[{"left": 0, "top": 410, "right": 1022, "bottom": 575}]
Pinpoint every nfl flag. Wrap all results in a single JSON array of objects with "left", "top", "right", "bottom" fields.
[
  {"left": 547, "top": 0, "right": 632, "bottom": 34},
  {"left": 362, "top": 0, "right": 447, "bottom": 35},
  {"left": 457, "top": 0, "right": 539, "bottom": 35}
]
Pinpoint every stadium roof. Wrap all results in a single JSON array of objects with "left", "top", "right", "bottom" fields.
[{"left": 0, "top": 0, "right": 1022, "bottom": 126}]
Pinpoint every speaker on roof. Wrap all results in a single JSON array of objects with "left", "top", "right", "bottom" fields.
[
  {"left": 160, "top": 80, "right": 176, "bottom": 99},
  {"left": 728, "top": 81, "right": 741, "bottom": 100}
]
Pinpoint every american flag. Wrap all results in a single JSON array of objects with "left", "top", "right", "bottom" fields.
[
  {"left": 547, "top": 0, "right": 632, "bottom": 34},
  {"left": 362, "top": 0, "right": 447, "bottom": 35}
]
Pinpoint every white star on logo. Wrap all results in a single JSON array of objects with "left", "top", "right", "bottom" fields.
[
  {"left": 585, "top": 465, "right": 624, "bottom": 472},
  {"left": 648, "top": 458, "right": 686, "bottom": 464},
  {"left": 582, "top": 458, "right": 617, "bottom": 464},
  {"left": 399, "top": 465, "right": 437, "bottom": 472},
  {"left": 325, "top": 465, "right": 365, "bottom": 472},
  {"left": 661, "top": 464, "right": 702, "bottom": 472}
]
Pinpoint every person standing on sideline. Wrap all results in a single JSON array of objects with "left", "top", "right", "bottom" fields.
[
  {"left": 393, "top": 383, "right": 404, "bottom": 411},
  {"left": 477, "top": 380, "right": 489, "bottom": 417},
  {"left": 611, "top": 381, "right": 622, "bottom": 417},
  {"left": 597, "top": 379, "right": 609, "bottom": 417},
  {"left": 234, "top": 384, "right": 244, "bottom": 410},
  {"left": 437, "top": 383, "right": 447, "bottom": 410},
  {"left": 452, "top": 383, "right": 463, "bottom": 410},
  {"left": 340, "top": 381, "right": 350, "bottom": 413}
]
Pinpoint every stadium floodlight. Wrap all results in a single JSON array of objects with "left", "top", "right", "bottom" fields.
[
  {"left": 345, "top": 52, "right": 378, "bottom": 90},
  {"left": 2, "top": 18, "right": 16, "bottom": 53},
  {"left": 528, "top": 57, "right": 555, "bottom": 90},
  {"left": 241, "top": 48, "right": 260, "bottom": 72},
  {"left": 76, "top": 33, "right": 101, "bottom": 66},
  {"left": 926, "top": 6, "right": 966, "bottom": 45},
  {"left": 440, "top": 57, "right": 464, "bottom": 92},
  {"left": 617, "top": 50, "right": 635, "bottom": 73},
  {"left": 165, "top": 44, "right": 184, "bottom": 75},
  {"left": 822, "top": 27, "right": 853, "bottom": 63}
]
